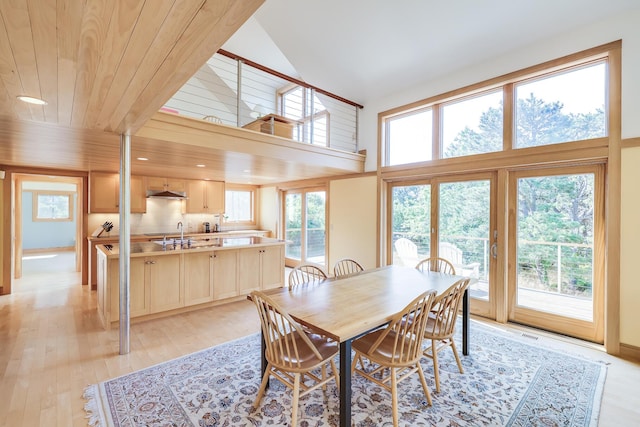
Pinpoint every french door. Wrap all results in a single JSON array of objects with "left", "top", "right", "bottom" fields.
[
  {"left": 389, "top": 172, "right": 496, "bottom": 318},
  {"left": 284, "top": 188, "right": 327, "bottom": 268},
  {"left": 508, "top": 165, "right": 604, "bottom": 342}
]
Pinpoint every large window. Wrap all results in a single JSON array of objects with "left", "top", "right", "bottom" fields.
[
  {"left": 224, "top": 185, "right": 256, "bottom": 225},
  {"left": 382, "top": 58, "right": 608, "bottom": 167},
  {"left": 33, "top": 191, "right": 73, "bottom": 221},
  {"left": 515, "top": 62, "right": 606, "bottom": 148},
  {"left": 280, "top": 85, "right": 329, "bottom": 146}
]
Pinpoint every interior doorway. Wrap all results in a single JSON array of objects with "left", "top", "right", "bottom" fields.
[{"left": 12, "top": 174, "right": 83, "bottom": 292}]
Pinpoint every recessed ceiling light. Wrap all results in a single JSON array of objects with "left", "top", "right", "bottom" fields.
[
  {"left": 137, "top": 157, "right": 149, "bottom": 161},
  {"left": 196, "top": 164, "right": 205, "bottom": 168},
  {"left": 17, "top": 95, "right": 47, "bottom": 105},
  {"left": 243, "top": 169, "right": 251, "bottom": 173}
]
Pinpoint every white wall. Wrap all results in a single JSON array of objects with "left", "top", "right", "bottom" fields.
[
  {"left": 356, "top": 9, "right": 640, "bottom": 348},
  {"left": 258, "top": 186, "right": 279, "bottom": 237}
]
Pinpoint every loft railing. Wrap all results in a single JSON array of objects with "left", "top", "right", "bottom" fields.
[{"left": 162, "top": 50, "right": 362, "bottom": 153}]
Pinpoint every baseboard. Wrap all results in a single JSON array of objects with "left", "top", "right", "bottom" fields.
[
  {"left": 619, "top": 343, "right": 640, "bottom": 362},
  {"left": 23, "top": 246, "right": 74, "bottom": 254}
]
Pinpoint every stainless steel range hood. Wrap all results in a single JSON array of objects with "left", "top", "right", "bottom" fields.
[{"left": 146, "top": 190, "right": 188, "bottom": 200}]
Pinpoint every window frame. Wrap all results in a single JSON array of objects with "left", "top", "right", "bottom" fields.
[
  {"left": 379, "top": 46, "right": 613, "bottom": 171},
  {"left": 32, "top": 190, "right": 74, "bottom": 222},
  {"left": 223, "top": 184, "right": 257, "bottom": 226}
]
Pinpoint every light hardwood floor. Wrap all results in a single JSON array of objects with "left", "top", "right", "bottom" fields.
[{"left": 1, "top": 254, "right": 639, "bottom": 426}]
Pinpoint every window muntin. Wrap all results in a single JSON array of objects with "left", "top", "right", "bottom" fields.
[
  {"left": 281, "top": 86, "right": 329, "bottom": 146},
  {"left": 442, "top": 90, "right": 503, "bottom": 158},
  {"left": 33, "top": 191, "right": 73, "bottom": 221},
  {"left": 386, "top": 108, "right": 433, "bottom": 166},
  {"left": 224, "top": 187, "right": 255, "bottom": 224},
  {"left": 515, "top": 62, "right": 606, "bottom": 148}
]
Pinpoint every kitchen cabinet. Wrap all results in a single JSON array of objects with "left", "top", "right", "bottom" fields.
[
  {"left": 184, "top": 250, "right": 214, "bottom": 306},
  {"left": 89, "top": 172, "right": 146, "bottom": 213},
  {"left": 146, "top": 176, "right": 186, "bottom": 193},
  {"left": 213, "top": 249, "right": 238, "bottom": 300},
  {"left": 106, "top": 254, "right": 182, "bottom": 321},
  {"left": 238, "top": 245, "right": 284, "bottom": 293},
  {"left": 107, "top": 257, "right": 149, "bottom": 320},
  {"left": 148, "top": 254, "right": 183, "bottom": 313},
  {"left": 184, "top": 180, "right": 225, "bottom": 213}
]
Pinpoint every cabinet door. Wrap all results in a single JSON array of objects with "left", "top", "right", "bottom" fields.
[
  {"left": 146, "top": 176, "right": 166, "bottom": 191},
  {"left": 184, "top": 180, "right": 205, "bottom": 213},
  {"left": 90, "top": 172, "right": 118, "bottom": 213},
  {"left": 205, "top": 181, "right": 225, "bottom": 213},
  {"left": 238, "top": 248, "right": 261, "bottom": 294},
  {"left": 148, "top": 254, "right": 183, "bottom": 313},
  {"left": 213, "top": 249, "right": 238, "bottom": 299},
  {"left": 130, "top": 176, "right": 147, "bottom": 213},
  {"left": 166, "top": 178, "right": 186, "bottom": 192},
  {"left": 109, "top": 257, "right": 148, "bottom": 319},
  {"left": 184, "top": 251, "right": 214, "bottom": 305},
  {"left": 261, "top": 245, "right": 284, "bottom": 290}
]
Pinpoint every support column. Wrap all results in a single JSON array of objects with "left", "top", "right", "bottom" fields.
[{"left": 119, "top": 134, "right": 131, "bottom": 355}]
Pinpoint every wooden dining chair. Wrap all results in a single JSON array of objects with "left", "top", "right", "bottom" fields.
[
  {"left": 351, "top": 290, "right": 438, "bottom": 427},
  {"left": 250, "top": 291, "right": 339, "bottom": 426},
  {"left": 333, "top": 258, "right": 364, "bottom": 278},
  {"left": 288, "top": 264, "right": 327, "bottom": 289},
  {"left": 415, "top": 257, "right": 456, "bottom": 275},
  {"left": 422, "top": 278, "right": 471, "bottom": 392}
]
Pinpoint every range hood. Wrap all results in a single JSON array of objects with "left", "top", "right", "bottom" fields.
[{"left": 146, "top": 190, "right": 188, "bottom": 200}]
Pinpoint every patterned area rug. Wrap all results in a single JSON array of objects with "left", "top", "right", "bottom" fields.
[{"left": 84, "top": 322, "right": 606, "bottom": 426}]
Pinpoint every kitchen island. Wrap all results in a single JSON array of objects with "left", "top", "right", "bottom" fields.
[{"left": 95, "top": 236, "right": 285, "bottom": 329}]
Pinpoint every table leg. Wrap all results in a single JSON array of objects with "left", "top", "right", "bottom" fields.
[
  {"left": 462, "top": 288, "right": 470, "bottom": 355},
  {"left": 339, "top": 340, "right": 352, "bottom": 427}
]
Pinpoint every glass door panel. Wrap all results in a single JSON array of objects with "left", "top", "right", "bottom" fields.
[
  {"left": 305, "top": 191, "right": 326, "bottom": 265},
  {"left": 515, "top": 174, "right": 595, "bottom": 320},
  {"left": 390, "top": 184, "right": 431, "bottom": 267},
  {"left": 284, "top": 193, "right": 302, "bottom": 261},
  {"left": 510, "top": 167, "right": 603, "bottom": 342},
  {"left": 439, "top": 180, "right": 492, "bottom": 307}
]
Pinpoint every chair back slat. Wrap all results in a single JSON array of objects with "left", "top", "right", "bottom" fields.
[
  {"left": 333, "top": 258, "right": 364, "bottom": 277},
  {"left": 288, "top": 264, "right": 327, "bottom": 288},
  {"left": 415, "top": 257, "right": 456, "bottom": 275},
  {"left": 366, "top": 290, "right": 437, "bottom": 365},
  {"left": 427, "top": 278, "right": 470, "bottom": 338},
  {"left": 252, "top": 291, "right": 322, "bottom": 368}
]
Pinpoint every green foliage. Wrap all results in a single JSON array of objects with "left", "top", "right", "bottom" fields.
[{"left": 395, "top": 94, "right": 600, "bottom": 296}]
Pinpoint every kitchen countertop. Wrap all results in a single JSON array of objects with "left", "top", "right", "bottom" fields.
[
  {"left": 88, "top": 230, "right": 271, "bottom": 241},
  {"left": 97, "top": 236, "right": 287, "bottom": 257}
]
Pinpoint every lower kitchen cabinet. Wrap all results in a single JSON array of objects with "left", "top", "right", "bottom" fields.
[
  {"left": 106, "top": 254, "right": 182, "bottom": 321},
  {"left": 213, "top": 249, "right": 238, "bottom": 300},
  {"left": 184, "top": 251, "right": 214, "bottom": 306},
  {"left": 148, "top": 254, "right": 183, "bottom": 313},
  {"left": 238, "top": 245, "right": 284, "bottom": 293}
]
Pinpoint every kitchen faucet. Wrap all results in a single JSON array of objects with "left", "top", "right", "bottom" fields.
[{"left": 177, "top": 221, "right": 184, "bottom": 243}]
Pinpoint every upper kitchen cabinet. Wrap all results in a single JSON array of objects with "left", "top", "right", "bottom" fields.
[
  {"left": 146, "top": 177, "right": 186, "bottom": 193},
  {"left": 89, "top": 172, "right": 146, "bottom": 213},
  {"left": 184, "top": 180, "right": 225, "bottom": 214}
]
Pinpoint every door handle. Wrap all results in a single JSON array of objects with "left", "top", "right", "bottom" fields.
[{"left": 490, "top": 243, "right": 498, "bottom": 259}]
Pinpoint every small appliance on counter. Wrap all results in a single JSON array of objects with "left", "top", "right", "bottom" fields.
[{"left": 203, "top": 222, "right": 211, "bottom": 233}]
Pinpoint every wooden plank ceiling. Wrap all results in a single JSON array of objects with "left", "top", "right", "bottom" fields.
[{"left": 0, "top": 0, "right": 364, "bottom": 184}]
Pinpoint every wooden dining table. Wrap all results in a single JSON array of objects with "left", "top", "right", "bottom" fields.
[{"left": 255, "top": 265, "right": 472, "bottom": 427}]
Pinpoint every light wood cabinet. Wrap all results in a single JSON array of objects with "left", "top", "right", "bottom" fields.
[
  {"left": 148, "top": 254, "right": 183, "bottom": 313},
  {"left": 238, "top": 245, "right": 284, "bottom": 293},
  {"left": 213, "top": 249, "right": 238, "bottom": 300},
  {"left": 146, "top": 176, "right": 186, "bottom": 193},
  {"left": 184, "top": 180, "right": 225, "bottom": 213},
  {"left": 184, "top": 251, "right": 214, "bottom": 306},
  {"left": 108, "top": 256, "right": 149, "bottom": 321},
  {"left": 89, "top": 172, "right": 146, "bottom": 213}
]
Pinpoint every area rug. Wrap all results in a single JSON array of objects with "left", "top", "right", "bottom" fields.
[{"left": 84, "top": 321, "right": 606, "bottom": 426}]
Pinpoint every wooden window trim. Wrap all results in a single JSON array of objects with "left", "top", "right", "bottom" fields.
[{"left": 32, "top": 190, "right": 74, "bottom": 222}]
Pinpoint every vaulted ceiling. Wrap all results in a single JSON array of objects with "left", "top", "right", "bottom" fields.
[{"left": 1, "top": 0, "right": 638, "bottom": 184}]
